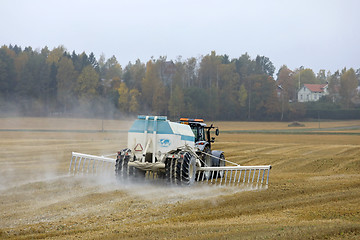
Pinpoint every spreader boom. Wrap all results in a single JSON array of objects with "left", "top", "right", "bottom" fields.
[
  {"left": 197, "top": 165, "right": 272, "bottom": 185},
  {"left": 69, "top": 152, "right": 116, "bottom": 174}
]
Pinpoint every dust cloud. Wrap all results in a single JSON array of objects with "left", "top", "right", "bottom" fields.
[
  {"left": 122, "top": 182, "right": 267, "bottom": 205},
  {"left": 0, "top": 115, "right": 264, "bottom": 230},
  {"left": 71, "top": 173, "right": 267, "bottom": 205},
  {"left": 0, "top": 171, "right": 265, "bottom": 229}
]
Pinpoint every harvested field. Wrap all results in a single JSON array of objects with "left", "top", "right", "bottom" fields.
[{"left": 0, "top": 118, "right": 359, "bottom": 239}]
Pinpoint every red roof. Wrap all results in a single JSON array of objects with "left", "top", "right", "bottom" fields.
[{"left": 304, "top": 84, "right": 327, "bottom": 92}]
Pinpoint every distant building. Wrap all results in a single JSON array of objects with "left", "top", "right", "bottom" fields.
[{"left": 298, "top": 84, "right": 328, "bottom": 102}]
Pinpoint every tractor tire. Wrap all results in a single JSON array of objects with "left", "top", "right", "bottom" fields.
[
  {"left": 200, "top": 146, "right": 212, "bottom": 180},
  {"left": 175, "top": 151, "right": 196, "bottom": 186}
]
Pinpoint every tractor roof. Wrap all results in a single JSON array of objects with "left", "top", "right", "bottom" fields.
[{"left": 179, "top": 118, "right": 207, "bottom": 127}]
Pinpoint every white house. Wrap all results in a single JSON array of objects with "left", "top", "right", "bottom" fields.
[{"left": 298, "top": 84, "right": 328, "bottom": 102}]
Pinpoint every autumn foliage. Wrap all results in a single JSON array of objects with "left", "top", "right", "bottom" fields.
[{"left": 0, "top": 45, "right": 359, "bottom": 120}]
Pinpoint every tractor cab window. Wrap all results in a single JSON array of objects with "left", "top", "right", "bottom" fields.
[
  {"left": 191, "top": 125, "right": 205, "bottom": 142},
  {"left": 198, "top": 127, "right": 205, "bottom": 141}
]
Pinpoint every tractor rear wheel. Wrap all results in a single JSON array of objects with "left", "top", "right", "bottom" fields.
[{"left": 202, "top": 146, "right": 212, "bottom": 180}]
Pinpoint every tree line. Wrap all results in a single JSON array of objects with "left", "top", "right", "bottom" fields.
[{"left": 0, "top": 44, "right": 359, "bottom": 120}]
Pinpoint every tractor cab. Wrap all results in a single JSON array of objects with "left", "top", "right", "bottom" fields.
[{"left": 179, "top": 118, "right": 219, "bottom": 151}]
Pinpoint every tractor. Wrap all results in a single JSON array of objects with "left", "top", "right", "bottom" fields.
[{"left": 178, "top": 118, "right": 226, "bottom": 179}]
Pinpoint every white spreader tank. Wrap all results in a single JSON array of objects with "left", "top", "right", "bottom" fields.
[
  {"left": 70, "top": 115, "right": 272, "bottom": 186},
  {"left": 128, "top": 116, "right": 195, "bottom": 164}
]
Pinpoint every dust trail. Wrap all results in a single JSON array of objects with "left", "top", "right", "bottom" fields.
[
  {"left": 79, "top": 173, "right": 268, "bottom": 204},
  {"left": 0, "top": 173, "right": 69, "bottom": 191},
  {"left": 0, "top": 171, "right": 267, "bottom": 228},
  {"left": 121, "top": 182, "right": 267, "bottom": 205}
]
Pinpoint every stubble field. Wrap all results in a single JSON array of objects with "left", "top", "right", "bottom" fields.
[{"left": 0, "top": 117, "right": 359, "bottom": 239}]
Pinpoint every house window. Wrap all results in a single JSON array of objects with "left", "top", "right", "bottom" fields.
[
  {"left": 307, "top": 95, "right": 309, "bottom": 100},
  {"left": 300, "top": 94, "right": 303, "bottom": 100}
]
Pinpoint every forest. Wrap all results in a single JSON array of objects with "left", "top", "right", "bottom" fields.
[{"left": 0, "top": 44, "right": 359, "bottom": 120}]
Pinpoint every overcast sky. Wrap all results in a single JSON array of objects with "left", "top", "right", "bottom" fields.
[{"left": 1, "top": 0, "right": 359, "bottom": 75}]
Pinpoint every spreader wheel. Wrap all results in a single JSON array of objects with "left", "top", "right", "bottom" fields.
[
  {"left": 115, "top": 149, "right": 130, "bottom": 179},
  {"left": 175, "top": 151, "right": 196, "bottom": 186},
  {"left": 165, "top": 157, "right": 177, "bottom": 184}
]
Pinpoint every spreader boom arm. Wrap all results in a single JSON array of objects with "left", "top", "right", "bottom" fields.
[
  {"left": 197, "top": 165, "right": 272, "bottom": 185},
  {"left": 69, "top": 152, "right": 116, "bottom": 174}
]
